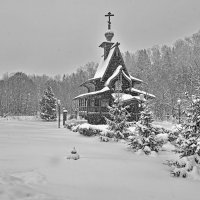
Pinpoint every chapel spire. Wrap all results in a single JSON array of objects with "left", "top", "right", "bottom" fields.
[
  {"left": 100, "top": 12, "right": 115, "bottom": 59},
  {"left": 104, "top": 12, "right": 114, "bottom": 42},
  {"left": 105, "top": 12, "right": 114, "bottom": 30}
]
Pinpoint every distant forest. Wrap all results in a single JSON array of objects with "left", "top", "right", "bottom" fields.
[{"left": 1, "top": 30, "right": 200, "bottom": 120}]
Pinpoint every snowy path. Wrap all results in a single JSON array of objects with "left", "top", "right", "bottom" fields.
[{"left": 0, "top": 120, "right": 199, "bottom": 200}]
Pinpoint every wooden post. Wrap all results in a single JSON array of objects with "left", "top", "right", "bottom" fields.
[
  {"left": 57, "top": 99, "right": 61, "bottom": 128},
  {"left": 63, "top": 109, "right": 67, "bottom": 126}
]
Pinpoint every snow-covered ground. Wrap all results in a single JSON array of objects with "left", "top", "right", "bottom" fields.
[{"left": 0, "top": 119, "right": 200, "bottom": 200}]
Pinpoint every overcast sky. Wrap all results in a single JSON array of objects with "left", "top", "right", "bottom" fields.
[{"left": 0, "top": 0, "right": 200, "bottom": 78}]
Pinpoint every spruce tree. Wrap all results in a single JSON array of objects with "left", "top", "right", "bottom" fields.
[
  {"left": 129, "top": 102, "right": 162, "bottom": 155},
  {"left": 167, "top": 94, "right": 200, "bottom": 178},
  {"left": 106, "top": 99, "right": 130, "bottom": 139},
  {"left": 39, "top": 86, "right": 57, "bottom": 121}
]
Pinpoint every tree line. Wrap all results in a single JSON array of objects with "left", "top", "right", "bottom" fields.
[
  {"left": 0, "top": 62, "right": 97, "bottom": 116},
  {"left": 124, "top": 30, "right": 200, "bottom": 120},
  {"left": 1, "top": 30, "right": 200, "bottom": 119}
]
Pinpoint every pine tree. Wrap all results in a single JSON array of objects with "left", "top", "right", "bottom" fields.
[
  {"left": 167, "top": 94, "right": 200, "bottom": 178},
  {"left": 129, "top": 102, "right": 163, "bottom": 155},
  {"left": 106, "top": 100, "right": 130, "bottom": 139},
  {"left": 39, "top": 86, "right": 57, "bottom": 121}
]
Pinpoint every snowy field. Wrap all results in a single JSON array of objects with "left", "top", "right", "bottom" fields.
[{"left": 0, "top": 118, "right": 200, "bottom": 200}]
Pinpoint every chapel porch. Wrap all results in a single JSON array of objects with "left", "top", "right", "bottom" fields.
[{"left": 73, "top": 93, "right": 142, "bottom": 124}]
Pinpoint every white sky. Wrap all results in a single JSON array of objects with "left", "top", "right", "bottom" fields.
[{"left": 0, "top": 0, "right": 200, "bottom": 78}]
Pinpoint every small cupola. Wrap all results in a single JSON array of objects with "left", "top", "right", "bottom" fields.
[{"left": 105, "top": 30, "right": 114, "bottom": 41}]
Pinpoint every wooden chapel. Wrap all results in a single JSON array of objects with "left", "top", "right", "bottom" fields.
[{"left": 73, "top": 12, "right": 155, "bottom": 124}]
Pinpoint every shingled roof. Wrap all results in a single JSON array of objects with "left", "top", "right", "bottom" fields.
[{"left": 93, "top": 44, "right": 116, "bottom": 79}]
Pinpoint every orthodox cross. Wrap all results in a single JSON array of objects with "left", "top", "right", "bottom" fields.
[{"left": 105, "top": 12, "right": 114, "bottom": 30}]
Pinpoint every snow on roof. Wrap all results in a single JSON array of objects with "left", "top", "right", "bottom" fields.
[
  {"left": 129, "top": 75, "right": 143, "bottom": 83},
  {"left": 80, "top": 77, "right": 99, "bottom": 87},
  {"left": 130, "top": 88, "right": 156, "bottom": 98},
  {"left": 105, "top": 65, "right": 122, "bottom": 86},
  {"left": 74, "top": 86, "right": 110, "bottom": 99},
  {"left": 93, "top": 44, "right": 116, "bottom": 79},
  {"left": 122, "top": 70, "right": 131, "bottom": 82},
  {"left": 111, "top": 93, "right": 143, "bottom": 103}
]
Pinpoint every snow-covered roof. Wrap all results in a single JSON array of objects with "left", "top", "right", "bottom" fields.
[
  {"left": 111, "top": 93, "right": 143, "bottom": 103},
  {"left": 80, "top": 77, "right": 99, "bottom": 87},
  {"left": 105, "top": 65, "right": 133, "bottom": 87},
  {"left": 93, "top": 44, "right": 116, "bottom": 79},
  {"left": 105, "top": 65, "right": 122, "bottom": 86},
  {"left": 129, "top": 75, "right": 143, "bottom": 83},
  {"left": 74, "top": 86, "right": 110, "bottom": 99},
  {"left": 130, "top": 88, "right": 156, "bottom": 98},
  {"left": 92, "top": 42, "right": 143, "bottom": 85},
  {"left": 122, "top": 70, "right": 131, "bottom": 82}
]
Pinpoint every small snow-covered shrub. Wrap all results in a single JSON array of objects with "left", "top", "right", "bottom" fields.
[
  {"left": 128, "top": 102, "right": 163, "bottom": 155},
  {"left": 129, "top": 129, "right": 163, "bottom": 155},
  {"left": 66, "top": 121, "right": 113, "bottom": 138},
  {"left": 167, "top": 135, "right": 200, "bottom": 179},
  {"left": 71, "top": 124, "right": 80, "bottom": 132},
  {"left": 77, "top": 123, "right": 101, "bottom": 137},
  {"left": 65, "top": 119, "right": 87, "bottom": 131},
  {"left": 162, "top": 142, "right": 176, "bottom": 151},
  {"left": 99, "top": 129, "right": 114, "bottom": 138},
  {"left": 99, "top": 129, "right": 120, "bottom": 142},
  {"left": 67, "top": 147, "right": 80, "bottom": 160},
  {"left": 166, "top": 155, "right": 200, "bottom": 178},
  {"left": 128, "top": 125, "right": 137, "bottom": 135},
  {"left": 167, "top": 124, "right": 182, "bottom": 142},
  {"left": 168, "top": 131, "right": 179, "bottom": 142},
  {"left": 156, "top": 133, "right": 169, "bottom": 143},
  {"left": 65, "top": 123, "right": 76, "bottom": 130},
  {"left": 99, "top": 136, "right": 110, "bottom": 142},
  {"left": 78, "top": 127, "right": 100, "bottom": 136}
]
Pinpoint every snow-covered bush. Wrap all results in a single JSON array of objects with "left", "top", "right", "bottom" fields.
[
  {"left": 105, "top": 102, "right": 131, "bottom": 139},
  {"left": 156, "top": 132, "right": 169, "bottom": 144},
  {"left": 65, "top": 121, "right": 112, "bottom": 138},
  {"left": 78, "top": 127, "right": 100, "bottom": 136},
  {"left": 65, "top": 119, "right": 87, "bottom": 131},
  {"left": 71, "top": 124, "right": 80, "bottom": 132},
  {"left": 75, "top": 123, "right": 101, "bottom": 137},
  {"left": 39, "top": 86, "right": 57, "bottom": 121},
  {"left": 167, "top": 94, "right": 200, "bottom": 179},
  {"left": 65, "top": 122, "right": 76, "bottom": 130},
  {"left": 129, "top": 128, "right": 163, "bottom": 155},
  {"left": 98, "top": 128, "right": 120, "bottom": 142},
  {"left": 128, "top": 102, "right": 163, "bottom": 155},
  {"left": 99, "top": 135, "right": 110, "bottom": 142},
  {"left": 165, "top": 124, "right": 182, "bottom": 143},
  {"left": 150, "top": 126, "right": 171, "bottom": 144},
  {"left": 168, "top": 131, "right": 179, "bottom": 142}
]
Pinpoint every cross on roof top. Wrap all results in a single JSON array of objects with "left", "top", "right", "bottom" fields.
[{"left": 105, "top": 12, "right": 114, "bottom": 30}]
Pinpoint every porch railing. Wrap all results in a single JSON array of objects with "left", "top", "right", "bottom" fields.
[{"left": 79, "top": 106, "right": 108, "bottom": 114}]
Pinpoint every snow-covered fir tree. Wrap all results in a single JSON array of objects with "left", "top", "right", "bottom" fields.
[
  {"left": 129, "top": 102, "right": 163, "bottom": 155},
  {"left": 105, "top": 99, "right": 130, "bottom": 139},
  {"left": 167, "top": 94, "right": 200, "bottom": 179},
  {"left": 39, "top": 86, "right": 57, "bottom": 121}
]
